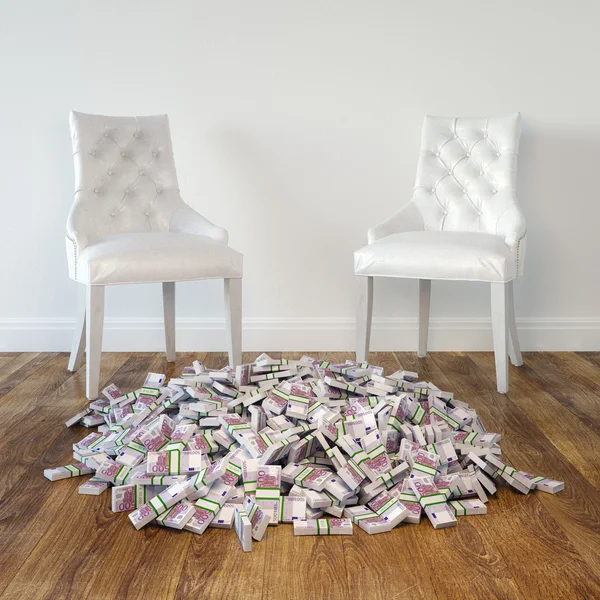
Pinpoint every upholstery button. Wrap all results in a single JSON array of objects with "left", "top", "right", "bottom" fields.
[
  {"left": 496, "top": 153, "right": 501, "bottom": 157},
  {"left": 436, "top": 152, "right": 440, "bottom": 157},
  {"left": 90, "top": 150, "right": 96, "bottom": 156},
  {"left": 133, "top": 132, "right": 140, "bottom": 138},
  {"left": 453, "top": 134, "right": 458, "bottom": 139},
  {"left": 110, "top": 212, "right": 115, "bottom": 217},
  {"left": 124, "top": 189, "right": 129, "bottom": 194},
  {"left": 107, "top": 170, "right": 113, "bottom": 176},
  {"left": 448, "top": 170, "right": 452, "bottom": 175},
  {"left": 479, "top": 171, "right": 484, "bottom": 175},
  {"left": 157, "top": 188, "right": 163, "bottom": 194},
  {"left": 103, "top": 132, "right": 109, "bottom": 137},
  {"left": 443, "top": 210, "right": 448, "bottom": 215},
  {"left": 93, "top": 188, "right": 99, "bottom": 194},
  {"left": 139, "top": 170, "right": 144, "bottom": 175},
  {"left": 121, "top": 151, "right": 127, "bottom": 157},
  {"left": 431, "top": 188, "right": 435, "bottom": 193},
  {"left": 493, "top": 189, "right": 498, "bottom": 194},
  {"left": 145, "top": 211, "right": 150, "bottom": 216},
  {"left": 466, "top": 152, "right": 471, "bottom": 157},
  {"left": 462, "top": 188, "right": 467, "bottom": 193},
  {"left": 478, "top": 211, "right": 482, "bottom": 216}
]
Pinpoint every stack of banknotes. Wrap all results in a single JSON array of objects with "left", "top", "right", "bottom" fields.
[{"left": 44, "top": 354, "right": 564, "bottom": 551}]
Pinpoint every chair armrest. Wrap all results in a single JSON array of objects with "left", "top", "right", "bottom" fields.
[
  {"left": 496, "top": 202, "right": 527, "bottom": 277},
  {"left": 367, "top": 202, "right": 424, "bottom": 244},
  {"left": 169, "top": 204, "right": 229, "bottom": 244},
  {"left": 66, "top": 204, "right": 96, "bottom": 254}
]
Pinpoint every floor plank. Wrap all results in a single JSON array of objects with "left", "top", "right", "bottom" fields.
[
  {"left": 0, "top": 351, "right": 597, "bottom": 600},
  {"left": 262, "top": 526, "right": 349, "bottom": 600},
  {"left": 0, "top": 353, "right": 131, "bottom": 596},
  {"left": 521, "top": 352, "right": 600, "bottom": 436},
  {"left": 0, "top": 352, "right": 57, "bottom": 399},
  {"left": 469, "top": 352, "right": 600, "bottom": 491},
  {"left": 425, "top": 352, "right": 600, "bottom": 596}
]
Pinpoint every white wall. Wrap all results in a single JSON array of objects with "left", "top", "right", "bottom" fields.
[{"left": 1, "top": 0, "right": 599, "bottom": 351}]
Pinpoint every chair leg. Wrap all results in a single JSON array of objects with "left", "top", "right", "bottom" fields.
[
  {"left": 224, "top": 278, "right": 242, "bottom": 367},
  {"left": 86, "top": 285, "right": 105, "bottom": 400},
  {"left": 490, "top": 282, "right": 509, "bottom": 394},
  {"left": 356, "top": 276, "right": 373, "bottom": 363},
  {"left": 163, "top": 282, "right": 176, "bottom": 363},
  {"left": 507, "top": 281, "right": 523, "bottom": 367},
  {"left": 418, "top": 279, "right": 431, "bottom": 358},
  {"left": 68, "top": 286, "right": 86, "bottom": 372}
]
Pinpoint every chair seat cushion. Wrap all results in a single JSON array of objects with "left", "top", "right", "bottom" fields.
[
  {"left": 76, "top": 232, "right": 243, "bottom": 285},
  {"left": 354, "top": 231, "right": 516, "bottom": 282}
]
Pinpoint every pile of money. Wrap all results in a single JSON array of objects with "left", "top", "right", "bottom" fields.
[{"left": 47, "top": 355, "right": 564, "bottom": 550}]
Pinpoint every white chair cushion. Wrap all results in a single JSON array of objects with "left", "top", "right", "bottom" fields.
[
  {"left": 76, "top": 232, "right": 243, "bottom": 285},
  {"left": 354, "top": 231, "right": 516, "bottom": 282}
]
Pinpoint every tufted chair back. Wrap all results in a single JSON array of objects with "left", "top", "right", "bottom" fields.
[
  {"left": 412, "top": 113, "right": 525, "bottom": 245},
  {"left": 69, "top": 111, "right": 186, "bottom": 240}
]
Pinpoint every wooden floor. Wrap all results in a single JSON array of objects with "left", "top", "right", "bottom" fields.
[{"left": 0, "top": 351, "right": 599, "bottom": 600}]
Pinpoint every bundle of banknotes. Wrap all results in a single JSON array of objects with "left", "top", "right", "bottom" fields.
[{"left": 44, "top": 354, "right": 564, "bottom": 551}]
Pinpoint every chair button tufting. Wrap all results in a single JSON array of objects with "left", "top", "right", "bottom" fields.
[
  {"left": 444, "top": 210, "right": 448, "bottom": 215},
  {"left": 124, "top": 189, "right": 129, "bottom": 194},
  {"left": 90, "top": 150, "right": 96, "bottom": 156},
  {"left": 145, "top": 211, "right": 150, "bottom": 216},
  {"left": 139, "top": 170, "right": 144, "bottom": 176},
  {"left": 103, "top": 132, "right": 109, "bottom": 137},
  {"left": 110, "top": 212, "right": 115, "bottom": 217},
  {"left": 448, "top": 170, "right": 452, "bottom": 175},
  {"left": 121, "top": 151, "right": 127, "bottom": 157},
  {"left": 157, "top": 188, "right": 163, "bottom": 194},
  {"left": 466, "top": 152, "right": 471, "bottom": 157},
  {"left": 93, "top": 188, "right": 99, "bottom": 194},
  {"left": 479, "top": 171, "right": 484, "bottom": 175},
  {"left": 431, "top": 188, "right": 435, "bottom": 193},
  {"left": 107, "top": 170, "right": 113, "bottom": 176},
  {"left": 133, "top": 132, "right": 140, "bottom": 138},
  {"left": 497, "top": 153, "right": 501, "bottom": 157},
  {"left": 462, "top": 188, "right": 467, "bottom": 193},
  {"left": 436, "top": 152, "right": 440, "bottom": 157},
  {"left": 453, "top": 134, "right": 458, "bottom": 139},
  {"left": 478, "top": 211, "right": 482, "bottom": 216}
]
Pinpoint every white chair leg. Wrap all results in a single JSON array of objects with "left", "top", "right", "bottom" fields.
[
  {"left": 68, "top": 286, "right": 86, "bottom": 372},
  {"left": 490, "top": 282, "right": 509, "bottom": 394},
  {"left": 224, "top": 278, "right": 242, "bottom": 367},
  {"left": 86, "top": 285, "right": 105, "bottom": 400},
  {"left": 163, "top": 282, "right": 176, "bottom": 363},
  {"left": 507, "top": 281, "right": 523, "bottom": 367},
  {"left": 356, "top": 276, "right": 373, "bottom": 363},
  {"left": 418, "top": 279, "right": 431, "bottom": 358}
]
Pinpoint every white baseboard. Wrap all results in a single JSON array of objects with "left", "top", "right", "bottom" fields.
[{"left": 0, "top": 317, "right": 599, "bottom": 352}]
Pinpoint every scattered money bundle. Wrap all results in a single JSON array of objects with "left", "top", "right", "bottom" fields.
[{"left": 46, "top": 354, "right": 564, "bottom": 551}]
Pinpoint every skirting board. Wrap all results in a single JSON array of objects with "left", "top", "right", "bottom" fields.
[{"left": 1, "top": 317, "right": 599, "bottom": 352}]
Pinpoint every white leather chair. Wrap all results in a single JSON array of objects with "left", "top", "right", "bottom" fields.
[
  {"left": 66, "top": 111, "right": 243, "bottom": 399},
  {"left": 354, "top": 113, "right": 526, "bottom": 393}
]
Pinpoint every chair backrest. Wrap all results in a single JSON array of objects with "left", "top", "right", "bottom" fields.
[
  {"left": 69, "top": 111, "right": 185, "bottom": 237},
  {"left": 412, "top": 113, "right": 523, "bottom": 235}
]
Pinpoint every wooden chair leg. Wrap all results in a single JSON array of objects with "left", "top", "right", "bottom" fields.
[
  {"left": 491, "top": 282, "right": 509, "bottom": 394},
  {"left": 162, "top": 282, "right": 176, "bottom": 363},
  {"left": 86, "top": 285, "right": 105, "bottom": 400},
  {"left": 68, "top": 286, "right": 86, "bottom": 372},
  {"left": 418, "top": 279, "right": 431, "bottom": 358},
  {"left": 224, "top": 278, "right": 242, "bottom": 367},
  {"left": 356, "top": 276, "right": 373, "bottom": 363},
  {"left": 507, "top": 280, "right": 523, "bottom": 367}
]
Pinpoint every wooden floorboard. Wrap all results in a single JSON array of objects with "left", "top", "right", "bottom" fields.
[{"left": 0, "top": 351, "right": 598, "bottom": 600}]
